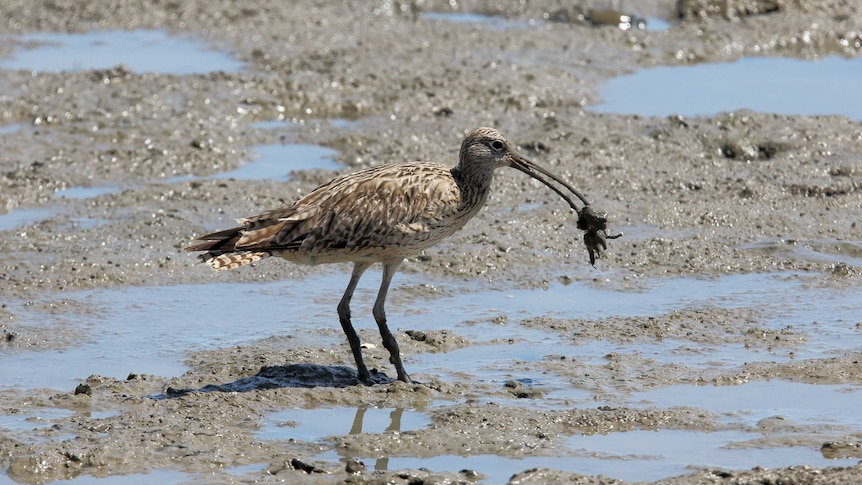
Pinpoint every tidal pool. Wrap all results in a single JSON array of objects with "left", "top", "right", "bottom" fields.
[
  {"left": 593, "top": 56, "right": 862, "bottom": 120},
  {"left": 1, "top": 269, "right": 859, "bottom": 482},
  {"left": 312, "top": 425, "right": 855, "bottom": 483},
  {"left": 258, "top": 406, "right": 431, "bottom": 442},
  {"left": 211, "top": 143, "right": 340, "bottom": 181},
  {"left": 0, "top": 29, "right": 244, "bottom": 74},
  {"left": 1, "top": 272, "right": 857, "bottom": 391}
]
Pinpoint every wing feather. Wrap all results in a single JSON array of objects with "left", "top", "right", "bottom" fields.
[{"left": 185, "top": 162, "right": 463, "bottom": 263}]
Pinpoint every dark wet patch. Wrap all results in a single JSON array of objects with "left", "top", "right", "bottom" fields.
[
  {"left": 504, "top": 379, "right": 546, "bottom": 399},
  {"left": 787, "top": 180, "right": 861, "bottom": 197},
  {"left": 720, "top": 139, "right": 786, "bottom": 160},
  {"left": 155, "top": 364, "right": 394, "bottom": 397}
]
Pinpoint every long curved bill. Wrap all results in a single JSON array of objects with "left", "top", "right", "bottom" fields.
[
  {"left": 506, "top": 152, "right": 591, "bottom": 210},
  {"left": 506, "top": 150, "right": 621, "bottom": 266}
]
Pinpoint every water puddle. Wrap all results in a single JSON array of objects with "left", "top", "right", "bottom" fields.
[
  {"left": 420, "top": 12, "right": 534, "bottom": 30},
  {"left": 0, "top": 279, "right": 340, "bottom": 389},
  {"left": 251, "top": 119, "right": 296, "bottom": 130},
  {"left": 593, "top": 56, "right": 862, "bottom": 120},
  {"left": 311, "top": 426, "right": 854, "bottom": 482},
  {"left": 223, "top": 463, "right": 267, "bottom": 475},
  {"left": 1, "top": 271, "right": 857, "bottom": 393},
  {"left": 405, "top": 272, "right": 858, "bottom": 360},
  {"left": 0, "top": 407, "right": 73, "bottom": 432},
  {"left": 317, "top": 425, "right": 848, "bottom": 483},
  {"left": 2, "top": 271, "right": 860, "bottom": 480},
  {"left": 314, "top": 449, "right": 611, "bottom": 483},
  {"left": 565, "top": 428, "right": 855, "bottom": 481},
  {"left": 631, "top": 381, "right": 862, "bottom": 428},
  {"left": 212, "top": 143, "right": 340, "bottom": 181},
  {"left": 742, "top": 238, "right": 862, "bottom": 267},
  {"left": 55, "top": 185, "right": 123, "bottom": 199},
  {"left": 645, "top": 17, "right": 672, "bottom": 31},
  {"left": 413, "top": 336, "right": 580, "bottom": 380},
  {"left": 0, "top": 200, "right": 115, "bottom": 232},
  {"left": 0, "top": 29, "right": 244, "bottom": 74},
  {"left": 0, "top": 123, "right": 24, "bottom": 135},
  {"left": 258, "top": 406, "right": 430, "bottom": 442},
  {"left": 4, "top": 470, "right": 192, "bottom": 485},
  {"left": 0, "top": 207, "right": 58, "bottom": 231},
  {"left": 329, "top": 118, "right": 365, "bottom": 129}
]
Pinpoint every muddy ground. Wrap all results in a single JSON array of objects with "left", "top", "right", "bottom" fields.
[{"left": 1, "top": 0, "right": 862, "bottom": 483}]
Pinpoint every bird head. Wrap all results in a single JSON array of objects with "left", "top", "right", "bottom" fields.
[
  {"left": 459, "top": 127, "right": 591, "bottom": 212},
  {"left": 458, "top": 127, "right": 520, "bottom": 174}
]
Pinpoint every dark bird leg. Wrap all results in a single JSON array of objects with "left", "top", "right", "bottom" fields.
[
  {"left": 338, "top": 261, "right": 373, "bottom": 384},
  {"left": 374, "top": 259, "right": 412, "bottom": 383}
]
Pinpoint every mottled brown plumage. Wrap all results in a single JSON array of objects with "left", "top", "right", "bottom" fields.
[{"left": 186, "top": 127, "right": 597, "bottom": 384}]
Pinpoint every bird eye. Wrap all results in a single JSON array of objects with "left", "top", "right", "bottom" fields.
[{"left": 489, "top": 140, "right": 505, "bottom": 151}]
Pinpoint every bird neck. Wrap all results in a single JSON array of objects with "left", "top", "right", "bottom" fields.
[{"left": 451, "top": 165, "right": 493, "bottom": 210}]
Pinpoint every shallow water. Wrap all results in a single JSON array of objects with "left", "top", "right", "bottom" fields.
[
  {"left": 1, "top": 269, "right": 859, "bottom": 481},
  {"left": 313, "top": 427, "right": 855, "bottom": 483},
  {"left": 593, "top": 56, "right": 862, "bottom": 119},
  {"left": 0, "top": 280, "right": 338, "bottom": 389},
  {"left": 0, "top": 407, "right": 74, "bottom": 433},
  {"left": 211, "top": 143, "right": 340, "bottom": 181},
  {"left": 78, "top": 471, "right": 191, "bottom": 484},
  {"left": 292, "top": 381, "right": 862, "bottom": 482},
  {"left": 631, "top": 380, "right": 862, "bottom": 428},
  {"left": 0, "top": 207, "right": 57, "bottom": 231},
  {"left": 420, "top": 12, "right": 535, "bottom": 30},
  {"left": 742, "top": 238, "right": 862, "bottom": 267},
  {"left": 1, "top": 272, "right": 857, "bottom": 391},
  {"left": 3, "top": 269, "right": 859, "bottom": 480},
  {"left": 409, "top": 272, "right": 857, "bottom": 361},
  {"left": 0, "top": 124, "right": 24, "bottom": 135},
  {"left": 55, "top": 185, "right": 123, "bottom": 199},
  {"left": 0, "top": 29, "right": 244, "bottom": 74},
  {"left": 258, "top": 406, "right": 431, "bottom": 442},
  {"left": 564, "top": 428, "right": 854, "bottom": 482}
]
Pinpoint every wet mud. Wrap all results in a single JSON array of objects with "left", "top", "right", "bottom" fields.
[{"left": 1, "top": 0, "right": 862, "bottom": 484}]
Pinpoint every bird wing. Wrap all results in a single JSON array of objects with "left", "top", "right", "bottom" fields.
[{"left": 231, "top": 162, "right": 462, "bottom": 255}]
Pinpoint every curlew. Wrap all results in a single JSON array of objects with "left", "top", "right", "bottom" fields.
[{"left": 185, "top": 127, "right": 616, "bottom": 384}]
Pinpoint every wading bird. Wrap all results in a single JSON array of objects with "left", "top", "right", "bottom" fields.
[{"left": 185, "top": 127, "right": 615, "bottom": 384}]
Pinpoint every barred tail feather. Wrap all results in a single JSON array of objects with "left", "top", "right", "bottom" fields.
[{"left": 201, "top": 251, "right": 272, "bottom": 271}]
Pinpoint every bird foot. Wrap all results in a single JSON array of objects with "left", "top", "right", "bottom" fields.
[
  {"left": 397, "top": 373, "right": 413, "bottom": 384},
  {"left": 357, "top": 368, "right": 404, "bottom": 386}
]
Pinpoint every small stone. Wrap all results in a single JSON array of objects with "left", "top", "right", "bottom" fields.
[
  {"left": 460, "top": 468, "right": 480, "bottom": 478},
  {"left": 345, "top": 457, "right": 366, "bottom": 474},
  {"left": 74, "top": 383, "right": 92, "bottom": 396},
  {"left": 291, "top": 458, "right": 325, "bottom": 474}
]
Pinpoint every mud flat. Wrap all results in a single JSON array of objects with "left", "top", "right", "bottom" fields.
[{"left": 1, "top": 0, "right": 861, "bottom": 483}]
